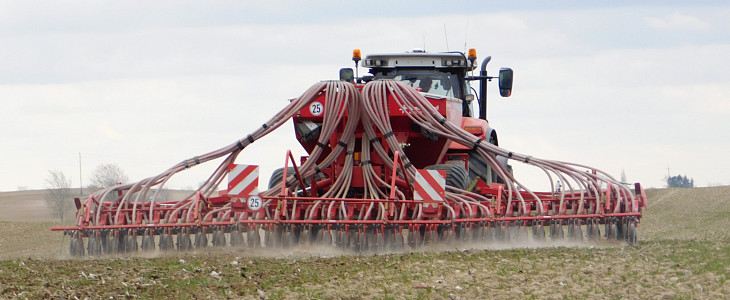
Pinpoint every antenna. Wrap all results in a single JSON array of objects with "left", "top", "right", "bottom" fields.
[
  {"left": 443, "top": 23, "right": 449, "bottom": 51},
  {"left": 423, "top": 32, "right": 426, "bottom": 51},
  {"left": 79, "top": 152, "right": 83, "bottom": 196},
  {"left": 464, "top": 19, "right": 469, "bottom": 53}
]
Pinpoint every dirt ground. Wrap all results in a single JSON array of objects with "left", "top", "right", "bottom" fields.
[{"left": 1, "top": 187, "right": 729, "bottom": 299}]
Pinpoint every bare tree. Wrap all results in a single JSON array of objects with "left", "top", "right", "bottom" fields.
[
  {"left": 89, "top": 163, "right": 129, "bottom": 189},
  {"left": 45, "top": 170, "right": 72, "bottom": 223}
]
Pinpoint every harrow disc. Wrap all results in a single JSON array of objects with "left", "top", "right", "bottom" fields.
[
  {"left": 70, "top": 235, "right": 84, "bottom": 257},
  {"left": 141, "top": 235, "right": 155, "bottom": 252},
  {"left": 87, "top": 236, "right": 102, "bottom": 256},
  {"left": 159, "top": 233, "right": 174, "bottom": 251},
  {"left": 229, "top": 229, "right": 244, "bottom": 247},
  {"left": 212, "top": 229, "right": 227, "bottom": 247},
  {"left": 550, "top": 221, "right": 564, "bottom": 241},
  {"left": 105, "top": 234, "right": 119, "bottom": 255},
  {"left": 532, "top": 222, "right": 546, "bottom": 241},
  {"left": 124, "top": 235, "right": 138, "bottom": 253},
  {"left": 608, "top": 222, "right": 618, "bottom": 240},
  {"left": 627, "top": 220, "right": 638, "bottom": 245},
  {"left": 194, "top": 232, "right": 208, "bottom": 249},
  {"left": 177, "top": 232, "right": 192, "bottom": 251}
]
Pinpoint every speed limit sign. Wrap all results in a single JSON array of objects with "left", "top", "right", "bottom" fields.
[
  {"left": 247, "top": 195, "right": 263, "bottom": 211},
  {"left": 309, "top": 101, "right": 323, "bottom": 116}
]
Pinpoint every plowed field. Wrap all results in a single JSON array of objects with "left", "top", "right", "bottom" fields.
[{"left": 1, "top": 187, "right": 728, "bottom": 299}]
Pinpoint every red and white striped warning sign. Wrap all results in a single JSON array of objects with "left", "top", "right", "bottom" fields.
[
  {"left": 413, "top": 169, "right": 446, "bottom": 202},
  {"left": 227, "top": 164, "right": 259, "bottom": 198}
]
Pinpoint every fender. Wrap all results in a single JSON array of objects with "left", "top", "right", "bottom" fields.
[{"left": 448, "top": 117, "right": 498, "bottom": 150}]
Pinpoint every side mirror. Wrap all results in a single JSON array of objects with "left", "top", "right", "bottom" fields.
[
  {"left": 339, "top": 68, "right": 354, "bottom": 82},
  {"left": 498, "top": 68, "right": 513, "bottom": 97}
]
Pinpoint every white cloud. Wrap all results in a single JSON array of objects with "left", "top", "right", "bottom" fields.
[{"left": 645, "top": 12, "right": 711, "bottom": 31}]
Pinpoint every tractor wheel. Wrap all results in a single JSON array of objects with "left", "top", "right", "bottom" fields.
[
  {"left": 424, "top": 164, "right": 469, "bottom": 190},
  {"left": 268, "top": 167, "right": 291, "bottom": 189},
  {"left": 460, "top": 133, "right": 513, "bottom": 185},
  {"left": 268, "top": 167, "right": 327, "bottom": 190}
]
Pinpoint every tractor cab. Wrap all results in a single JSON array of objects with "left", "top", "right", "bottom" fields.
[
  {"left": 337, "top": 49, "right": 515, "bottom": 184},
  {"left": 343, "top": 49, "right": 513, "bottom": 120},
  {"left": 360, "top": 50, "right": 476, "bottom": 117}
]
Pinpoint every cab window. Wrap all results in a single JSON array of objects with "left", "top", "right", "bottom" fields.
[{"left": 373, "top": 69, "right": 462, "bottom": 99}]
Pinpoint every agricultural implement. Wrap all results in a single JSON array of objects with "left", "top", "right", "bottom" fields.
[{"left": 52, "top": 48, "right": 647, "bottom": 256}]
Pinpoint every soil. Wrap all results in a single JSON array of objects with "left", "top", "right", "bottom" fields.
[{"left": 1, "top": 187, "right": 729, "bottom": 299}]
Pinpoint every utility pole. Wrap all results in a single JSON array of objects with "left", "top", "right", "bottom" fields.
[{"left": 79, "top": 152, "right": 83, "bottom": 196}]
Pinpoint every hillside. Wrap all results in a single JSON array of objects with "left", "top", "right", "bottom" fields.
[{"left": 642, "top": 186, "right": 730, "bottom": 241}]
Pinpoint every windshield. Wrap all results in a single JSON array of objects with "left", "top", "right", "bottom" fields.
[{"left": 373, "top": 69, "right": 462, "bottom": 99}]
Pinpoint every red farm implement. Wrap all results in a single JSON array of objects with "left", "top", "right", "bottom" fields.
[{"left": 53, "top": 49, "right": 646, "bottom": 256}]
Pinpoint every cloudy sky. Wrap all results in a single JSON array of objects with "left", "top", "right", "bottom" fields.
[{"left": 1, "top": 1, "right": 728, "bottom": 192}]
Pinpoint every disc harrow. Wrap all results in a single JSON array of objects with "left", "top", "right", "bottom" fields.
[{"left": 53, "top": 79, "right": 646, "bottom": 256}]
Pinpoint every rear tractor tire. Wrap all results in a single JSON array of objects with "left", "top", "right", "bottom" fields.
[{"left": 424, "top": 164, "right": 469, "bottom": 190}]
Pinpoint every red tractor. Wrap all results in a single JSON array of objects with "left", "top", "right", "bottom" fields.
[{"left": 289, "top": 49, "right": 514, "bottom": 190}]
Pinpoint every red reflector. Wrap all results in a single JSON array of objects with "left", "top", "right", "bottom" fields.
[{"left": 464, "top": 126, "right": 483, "bottom": 135}]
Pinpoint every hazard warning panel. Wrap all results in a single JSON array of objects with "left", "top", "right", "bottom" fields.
[
  {"left": 227, "top": 164, "right": 259, "bottom": 198},
  {"left": 413, "top": 169, "right": 446, "bottom": 202}
]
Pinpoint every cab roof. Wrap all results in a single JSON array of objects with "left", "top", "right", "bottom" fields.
[{"left": 363, "top": 51, "right": 474, "bottom": 70}]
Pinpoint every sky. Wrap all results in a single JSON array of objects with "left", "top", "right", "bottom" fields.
[{"left": 1, "top": 1, "right": 728, "bottom": 192}]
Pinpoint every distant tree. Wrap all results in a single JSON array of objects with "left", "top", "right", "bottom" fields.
[
  {"left": 667, "top": 174, "right": 694, "bottom": 188},
  {"left": 45, "top": 170, "right": 72, "bottom": 223},
  {"left": 89, "top": 163, "right": 129, "bottom": 189}
]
